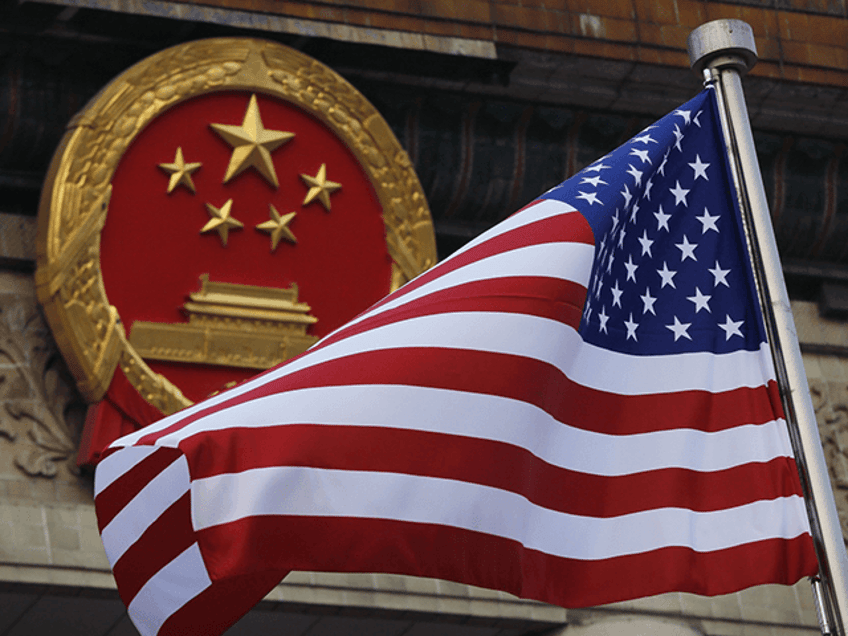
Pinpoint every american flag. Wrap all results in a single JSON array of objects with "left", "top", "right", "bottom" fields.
[{"left": 95, "top": 88, "right": 818, "bottom": 636}]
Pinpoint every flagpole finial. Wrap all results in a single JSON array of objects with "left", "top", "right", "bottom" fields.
[{"left": 687, "top": 19, "right": 758, "bottom": 76}]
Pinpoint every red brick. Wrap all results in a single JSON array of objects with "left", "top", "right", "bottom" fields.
[
  {"left": 794, "top": 65, "right": 848, "bottom": 86},
  {"left": 571, "top": 37, "right": 608, "bottom": 57},
  {"left": 601, "top": 41, "right": 637, "bottom": 61},
  {"left": 638, "top": 22, "right": 663, "bottom": 46},
  {"left": 806, "top": 13, "right": 848, "bottom": 48},
  {"left": 738, "top": 6, "right": 778, "bottom": 39},
  {"left": 780, "top": 40, "right": 810, "bottom": 66},
  {"left": 493, "top": 4, "right": 550, "bottom": 31},
  {"left": 808, "top": 43, "right": 848, "bottom": 71},
  {"left": 456, "top": 23, "right": 496, "bottom": 40},
  {"left": 454, "top": 1, "right": 492, "bottom": 23},
  {"left": 572, "top": 38, "right": 636, "bottom": 61},
  {"left": 659, "top": 23, "right": 689, "bottom": 48},
  {"left": 600, "top": 15, "right": 638, "bottom": 42},
  {"left": 544, "top": 33, "right": 574, "bottom": 52},
  {"left": 674, "top": 0, "right": 707, "bottom": 29},
  {"left": 572, "top": 0, "right": 634, "bottom": 20},
  {"left": 424, "top": 19, "right": 460, "bottom": 36},
  {"left": 636, "top": 45, "right": 664, "bottom": 65},
  {"left": 313, "top": 5, "right": 347, "bottom": 21},
  {"left": 754, "top": 36, "right": 781, "bottom": 63},
  {"left": 633, "top": 0, "right": 677, "bottom": 24},
  {"left": 506, "top": 29, "right": 554, "bottom": 50},
  {"left": 704, "top": 3, "right": 742, "bottom": 21},
  {"left": 343, "top": 8, "right": 371, "bottom": 26},
  {"left": 655, "top": 49, "right": 689, "bottom": 67},
  {"left": 546, "top": 9, "right": 573, "bottom": 35},
  {"left": 749, "top": 60, "right": 782, "bottom": 80},
  {"left": 778, "top": 10, "right": 810, "bottom": 41},
  {"left": 416, "top": 0, "right": 454, "bottom": 19},
  {"left": 367, "top": 11, "right": 425, "bottom": 32}
]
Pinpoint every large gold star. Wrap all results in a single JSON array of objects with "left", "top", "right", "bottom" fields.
[
  {"left": 201, "top": 199, "right": 243, "bottom": 246},
  {"left": 300, "top": 163, "right": 342, "bottom": 211},
  {"left": 256, "top": 204, "right": 297, "bottom": 252},
  {"left": 210, "top": 94, "right": 294, "bottom": 188},
  {"left": 158, "top": 147, "right": 202, "bottom": 193}
]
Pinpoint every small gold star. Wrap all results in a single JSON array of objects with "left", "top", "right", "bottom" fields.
[
  {"left": 300, "top": 163, "right": 342, "bottom": 211},
  {"left": 210, "top": 94, "right": 294, "bottom": 188},
  {"left": 158, "top": 147, "right": 202, "bottom": 193},
  {"left": 256, "top": 204, "right": 297, "bottom": 252},
  {"left": 201, "top": 199, "right": 244, "bottom": 246}
]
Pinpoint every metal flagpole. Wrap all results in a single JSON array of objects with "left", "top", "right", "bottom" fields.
[{"left": 687, "top": 19, "right": 848, "bottom": 636}]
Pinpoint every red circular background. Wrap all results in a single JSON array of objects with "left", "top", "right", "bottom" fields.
[{"left": 102, "top": 90, "right": 392, "bottom": 402}]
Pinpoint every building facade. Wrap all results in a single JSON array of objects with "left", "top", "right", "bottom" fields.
[{"left": 2, "top": 1, "right": 848, "bottom": 634}]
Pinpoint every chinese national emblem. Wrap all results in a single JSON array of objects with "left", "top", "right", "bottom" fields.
[{"left": 35, "top": 39, "right": 437, "bottom": 464}]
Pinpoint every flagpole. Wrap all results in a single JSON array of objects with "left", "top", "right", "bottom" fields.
[{"left": 687, "top": 19, "right": 848, "bottom": 636}]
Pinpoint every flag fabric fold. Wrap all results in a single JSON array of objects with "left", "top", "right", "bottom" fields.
[{"left": 95, "top": 88, "right": 818, "bottom": 636}]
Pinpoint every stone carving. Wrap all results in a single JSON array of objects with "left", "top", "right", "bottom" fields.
[
  {"left": 0, "top": 297, "right": 85, "bottom": 478},
  {"left": 810, "top": 377, "right": 848, "bottom": 544}
]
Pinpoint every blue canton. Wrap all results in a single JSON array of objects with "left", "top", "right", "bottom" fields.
[{"left": 541, "top": 89, "right": 765, "bottom": 356}]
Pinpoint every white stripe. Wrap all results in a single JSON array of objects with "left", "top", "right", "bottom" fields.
[
  {"left": 192, "top": 467, "right": 811, "bottom": 559},
  {"left": 336, "top": 240, "right": 594, "bottom": 332},
  {"left": 108, "top": 205, "right": 586, "bottom": 450},
  {"left": 95, "top": 445, "right": 159, "bottom": 496},
  {"left": 128, "top": 543, "right": 211, "bottom": 636},
  {"left": 252, "top": 312, "right": 776, "bottom": 395},
  {"left": 445, "top": 198, "right": 578, "bottom": 262},
  {"left": 159, "top": 385, "right": 792, "bottom": 475},
  {"left": 100, "top": 452, "right": 190, "bottom": 565},
  {"left": 113, "top": 312, "right": 777, "bottom": 449}
]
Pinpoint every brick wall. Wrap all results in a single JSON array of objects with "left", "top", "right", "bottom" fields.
[{"left": 170, "top": 0, "right": 848, "bottom": 86}]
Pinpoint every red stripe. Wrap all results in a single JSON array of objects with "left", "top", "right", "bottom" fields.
[
  {"left": 136, "top": 275, "right": 587, "bottom": 445},
  {"left": 196, "top": 516, "right": 818, "bottom": 609},
  {"left": 95, "top": 447, "right": 182, "bottom": 532},
  {"left": 148, "top": 347, "right": 781, "bottom": 449},
  {"left": 309, "top": 275, "right": 586, "bottom": 356},
  {"left": 362, "top": 208, "right": 592, "bottom": 316},
  {"left": 158, "top": 569, "right": 287, "bottom": 636},
  {"left": 184, "top": 424, "right": 804, "bottom": 515},
  {"left": 111, "top": 491, "right": 195, "bottom": 606}
]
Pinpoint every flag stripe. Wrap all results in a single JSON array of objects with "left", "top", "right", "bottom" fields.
[
  {"left": 182, "top": 424, "right": 803, "bottom": 515},
  {"left": 308, "top": 275, "right": 587, "bottom": 352},
  {"left": 169, "top": 383, "right": 793, "bottom": 475},
  {"left": 128, "top": 543, "right": 211, "bottom": 636},
  {"left": 157, "top": 350, "right": 784, "bottom": 444},
  {"left": 96, "top": 447, "right": 183, "bottom": 531},
  {"left": 195, "top": 515, "right": 815, "bottom": 609},
  {"left": 446, "top": 198, "right": 581, "bottom": 263},
  {"left": 329, "top": 239, "right": 595, "bottom": 339},
  {"left": 101, "top": 453, "right": 190, "bottom": 564},
  {"left": 356, "top": 201, "right": 589, "bottom": 320},
  {"left": 192, "top": 467, "right": 810, "bottom": 557},
  {"left": 133, "top": 313, "right": 780, "bottom": 447},
  {"left": 338, "top": 213, "right": 595, "bottom": 335},
  {"left": 112, "top": 491, "right": 194, "bottom": 605},
  {"left": 94, "top": 445, "right": 160, "bottom": 496}
]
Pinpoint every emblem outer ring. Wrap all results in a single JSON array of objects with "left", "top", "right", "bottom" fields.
[{"left": 35, "top": 37, "right": 437, "bottom": 414}]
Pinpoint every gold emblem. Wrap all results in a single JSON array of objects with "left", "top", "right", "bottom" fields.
[
  {"left": 202, "top": 199, "right": 244, "bottom": 246},
  {"left": 300, "top": 163, "right": 342, "bottom": 211},
  {"left": 129, "top": 275, "right": 318, "bottom": 370},
  {"left": 36, "top": 38, "right": 437, "bottom": 413},
  {"left": 158, "top": 147, "right": 202, "bottom": 194},
  {"left": 210, "top": 94, "right": 294, "bottom": 188},
  {"left": 256, "top": 204, "right": 297, "bottom": 250}
]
